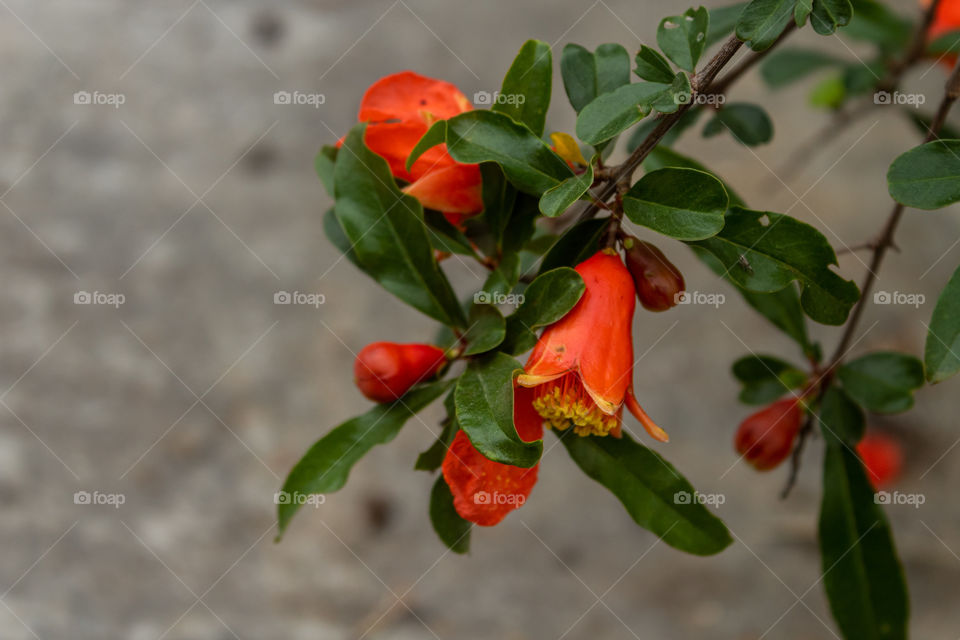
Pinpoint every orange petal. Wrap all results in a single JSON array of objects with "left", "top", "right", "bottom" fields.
[
  {"left": 358, "top": 71, "right": 472, "bottom": 125},
  {"left": 625, "top": 388, "right": 669, "bottom": 443},
  {"left": 402, "top": 164, "right": 483, "bottom": 214},
  {"left": 513, "top": 384, "right": 545, "bottom": 443},
  {"left": 364, "top": 121, "right": 455, "bottom": 183}
]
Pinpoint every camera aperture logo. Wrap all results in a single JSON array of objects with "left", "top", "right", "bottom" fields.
[
  {"left": 873, "top": 291, "right": 925, "bottom": 308},
  {"left": 74, "top": 90, "right": 125, "bottom": 108},
  {"left": 875, "top": 490, "right": 924, "bottom": 508},
  {"left": 274, "top": 290, "right": 326, "bottom": 308},
  {"left": 274, "top": 491, "right": 325, "bottom": 507},
  {"left": 74, "top": 291, "right": 125, "bottom": 308},
  {"left": 473, "top": 490, "right": 525, "bottom": 506},
  {"left": 274, "top": 90, "right": 326, "bottom": 108},
  {"left": 674, "top": 490, "right": 725, "bottom": 507},
  {"left": 473, "top": 90, "right": 526, "bottom": 106},
  {"left": 74, "top": 490, "right": 126, "bottom": 508}
]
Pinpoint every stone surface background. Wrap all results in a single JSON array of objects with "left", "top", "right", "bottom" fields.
[{"left": 1, "top": 0, "right": 958, "bottom": 638}]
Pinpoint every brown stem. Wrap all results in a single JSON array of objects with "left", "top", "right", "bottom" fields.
[{"left": 707, "top": 22, "right": 797, "bottom": 97}]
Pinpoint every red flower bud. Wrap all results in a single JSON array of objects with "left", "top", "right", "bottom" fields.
[
  {"left": 857, "top": 433, "right": 903, "bottom": 490},
  {"left": 623, "top": 238, "right": 685, "bottom": 312},
  {"left": 354, "top": 342, "right": 446, "bottom": 403},
  {"left": 735, "top": 398, "right": 804, "bottom": 471}
]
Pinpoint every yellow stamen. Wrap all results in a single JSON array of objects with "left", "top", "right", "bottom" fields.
[{"left": 531, "top": 373, "right": 619, "bottom": 437}]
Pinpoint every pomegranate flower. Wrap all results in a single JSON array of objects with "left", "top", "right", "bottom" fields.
[
  {"left": 734, "top": 398, "right": 804, "bottom": 471},
  {"left": 354, "top": 71, "right": 482, "bottom": 218},
  {"left": 354, "top": 342, "right": 446, "bottom": 403},
  {"left": 857, "top": 433, "right": 903, "bottom": 490},
  {"left": 517, "top": 250, "right": 669, "bottom": 441}
]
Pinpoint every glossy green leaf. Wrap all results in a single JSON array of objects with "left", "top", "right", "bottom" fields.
[
  {"left": 462, "top": 304, "right": 506, "bottom": 356},
  {"left": 707, "top": 2, "right": 748, "bottom": 47},
  {"left": 502, "top": 193, "right": 540, "bottom": 253},
  {"left": 809, "top": 0, "right": 853, "bottom": 36},
  {"left": 561, "top": 43, "right": 632, "bottom": 114},
  {"left": 445, "top": 111, "right": 573, "bottom": 195},
  {"left": 652, "top": 72, "right": 694, "bottom": 115},
  {"left": 838, "top": 352, "right": 924, "bottom": 414},
  {"left": 494, "top": 39, "right": 552, "bottom": 136},
  {"left": 481, "top": 163, "right": 518, "bottom": 250},
  {"left": 760, "top": 48, "right": 843, "bottom": 88},
  {"left": 887, "top": 140, "right": 960, "bottom": 210},
  {"left": 703, "top": 103, "right": 773, "bottom": 146},
  {"left": 563, "top": 432, "right": 733, "bottom": 556},
  {"left": 539, "top": 162, "right": 594, "bottom": 217},
  {"left": 795, "top": 0, "right": 813, "bottom": 26},
  {"left": 657, "top": 7, "right": 710, "bottom": 72},
  {"left": 818, "top": 417, "right": 908, "bottom": 640},
  {"left": 415, "top": 414, "right": 457, "bottom": 472},
  {"left": 322, "top": 207, "right": 362, "bottom": 269},
  {"left": 315, "top": 144, "right": 337, "bottom": 196},
  {"left": 406, "top": 120, "right": 448, "bottom": 171},
  {"left": 624, "top": 167, "right": 728, "bottom": 240},
  {"left": 690, "top": 207, "right": 860, "bottom": 325},
  {"left": 277, "top": 380, "right": 451, "bottom": 535},
  {"left": 334, "top": 125, "right": 466, "bottom": 327},
  {"left": 424, "top": 210, "right": 479, "bottom": 257},
  {"left": 501, "top": 267, "right": 585, "bottom": 354},
  {"left": 732, "top": 355, "right": 808, "bottom": 405},
  {"left": 538, "top": 218, "right": 609, "bottom": 275},
  {"left": 455, "top": 353, "right": 542, "bottom": 467},
  {"left": 736, "top": 0, "right": 795, "bottom": 51},
  {"left": 576, "top": 82, "right": 668, "bottom": 145},
  {"left": 820, "top": 385, "right": 865, "bottom": 443},
  {"left": 925, "top": 264, "right": 960, "bottom": 383},
  {"left": 430, "top": 476, "right": 471, "bottom": 553},
  {"left": 482, "top": 252, "right": 521, "bottom": 299},
  {"left": 634, "top": 45, "right": 675, "bottom": 83},
  {"left": 643, "top": 145, "right": 746, "bottom": 206},
  {"left": 845, "top": 0, "right": 911, "bottom": 51}
]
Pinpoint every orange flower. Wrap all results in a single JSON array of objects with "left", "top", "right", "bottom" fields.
[
  {"left": 442, "top": 386, "right": 542, "bottom": 526},
  {"left": 517, "top": 250, "right": 668, "bottom": 441},
  {"left": 354, "top": 71, "right": 482, "bottom": 218}
]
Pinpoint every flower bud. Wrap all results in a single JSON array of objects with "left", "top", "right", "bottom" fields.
[
  {"left": 354, "top": 342, "right": 446, "bottom": 403},
  {"left": 623, "top": 238, "right": 685, "bottom": 312},
  {"left": 856, "top": 433, "right": 903, "bottom": 490},
  {"left": 734, "top": 398, "right": 804, "bottom": 471}
]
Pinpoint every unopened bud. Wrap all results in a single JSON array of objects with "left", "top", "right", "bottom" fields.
[
  {"left": 735, "top": 398, "right": 804, "bottom": 471},
  {"left": 856, "top": 433, "right": 903, "bottom": 490},
  {"left": 354, "top": 342, "right": 446, "bottom": 403},
  {"left": 623, "top": 238, "right": 685, "bottom": 312}
]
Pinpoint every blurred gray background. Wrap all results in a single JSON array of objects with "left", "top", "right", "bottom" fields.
[{"left": 1, "top": 0, "right": 959, "bottom": 638}]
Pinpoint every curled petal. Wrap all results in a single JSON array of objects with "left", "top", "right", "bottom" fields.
[
  {"left": 358, "top": 71, "right": 471, "bottom": 124},
  {"left": 402, "top": 164, "right": 483, "bottom": 214}
]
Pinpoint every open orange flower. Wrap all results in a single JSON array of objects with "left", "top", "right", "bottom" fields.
[
  {"left": 517, "top": 250, "right": 669, "bottom": 441},
  {"left": 354, "top": 71, "right": 483, "bottom": 218}
]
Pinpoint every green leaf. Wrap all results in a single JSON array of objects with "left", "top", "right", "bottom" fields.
[
  {"left": 838, "top": 352, "right": 924, "bottom": 414},
  {"left": 820, "top": 385, "right": 865, "bottom": 443},
  {"left": 623, "top": 167, "right": 728, "bottom": 241},
  {"left": 462, "top": 304, "right": 506, "bottom": 356},
  {"left": 430, "top": 476, "right": 472, "bottom": 553},
  {"left": 539, "top": 162, "right": 594, "bottom": 217},
  {"left": 732, "top": 355, "right": 808, "bottom": 405},
  {"left": 576, "top": 82, "right": 668, "bottom": 145},
  {"left": 643, "top": 146, "right": 746, "bottom": 207},
  {"left": 887, "top": 140, "right": 960, "bottom": 210},
  {"left": 845, "top": 0, "right": 911, "bottom": 51},
  {"left": 424, "top": 210, "right": 479, "bottom": 257},
  {"left": 322, "top": 207, "right": 362, "bottom": 269},
  {"left": 314, "top": 144, "right": 337, "bottom": 196},
  {"left": 707, "top": 2, "right": 748, "bottom": 47},
  {"left": 795, "top": 0, "right": 813, "bottom": 26},
  {"left": 818, "top": 420, "right": 908, "bottom": 640},
  {"left": 502, "top": 193, "right": 541, "bottom": 254},
  {"left": 561, "top": 43, "right": 632, "bottom": 114},
  {"left": 657, "top": 7, "right": 710, "bottom": 73},
  {"left": 651, "top": 72, "right": 694, "bottom": 115},
  {"left": 760, "top": 48, "right": 844, "bottom": 88},
  {"left": 538, "top": 218, "right": 608, "bottom": 275},
  {"left": 562, "top": 432, "right": 733, "bottom": 556},
  {"left": 634, "top": 45, "right": 675, "bottom": 84},
  {"left": 481, "top": 163, "right": 518, "bottom": 250},
  {"left": 925, "top": 264, "right": 960, "bottom": 383},
  {"left": 334, "top": 124, "right": 466, "bottom": 327},
  {"left": 736, "top": 0, "right": 795, "bottom": 51},
  {"left": 690, "top": 206, "right": 860, "bottom": 325},
  {"left": 809, "top": 0, "right": 853, "bottom": 36},
  {"left": 416, "top": 390, "right": 458, "bottom": 472},
  {"left": 494, "top": 39, "right": 552, "bottom": 137},
  {"left": 406, "top": 120, "right": 448, "bottom": 172},
  {"left": 278, "top": 380, "right": 451, "bottom": 535},
  {"left": 501, "top": 267, "right": 585, "bottom": 354},
  {"left": 703, "top": 103, "right": 773, "bottom": 146},
  {"left": 455, "top": 353, "right": 542, "bottom": 467},
  {"left": 445, "top": 111, "right": 573, "bottom": 195},
  {"left": 482, "top": 252, "right": 521, "bottom": 299}
]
